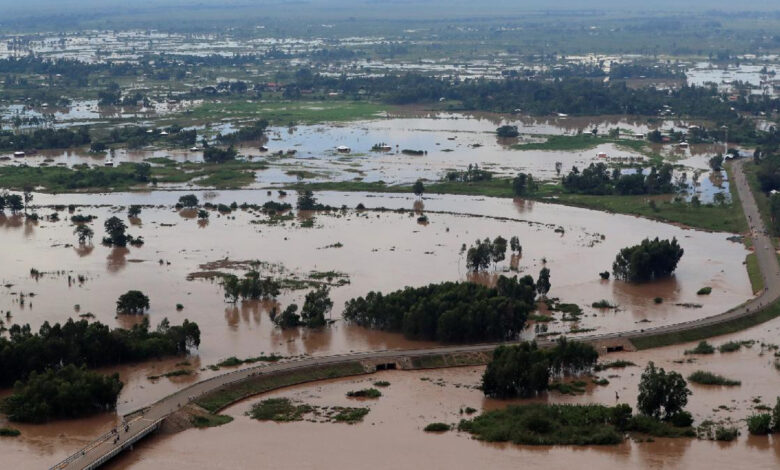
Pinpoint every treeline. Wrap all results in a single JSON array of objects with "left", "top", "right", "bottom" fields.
[
  {"left": 222, "top": 271, "right": 281, "bottom": 302},
  {"left": 2, "top": 365, "right": 122, "bottom": 423},
  {"left": 0, "top": 317, "right": 201, "bottom": 387},
  {"left": 343, "top": 275, "right": 537, "bottom": 342},
  {"left": 215, "top": 120, "right": 268, "bottom": 145},
  {"left": 481, "top": 339, "right": 599, "bottom": 398},
  {"left": 612, "top": 237, "right": 684, "bottom": 282},
  {"left": 562, "top": 163, "right": 675, "bottom": 196},
  {"left": 0, "top": 127, "right": 90, "bottom": 151}
]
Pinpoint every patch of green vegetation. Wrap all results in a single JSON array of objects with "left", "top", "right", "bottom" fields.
[
  {"left": 424, "top": 422, "right": 451, "bottom": 432},
  {"left": 195, "top": 168, "right": 256, "bottom": 188},
  {"left": 332, "top": 406, "right": 370, "bottom": 424},
  {"left": 511, "top": 135, "right": 647, "bottom": 153},
  {"left": 195, "top": 362, "right": 366, "bottom": 413},
  {"left": 458, "top": 403, "right": 631, "bottom": 445},
  {"left": 190, "top": 414, "right": 234, "bottom": 428},
  {"left": 373, "top": 381, "right": 391, "bottom": 387},
  {"left": 687, "top": 371, "right": 741, "bottom": 386},
  {"left": 0, "top": 427, "right": 21, "bottom": 437},
  {"left": 592, "top": 299, "right": 617, "bottom": 309},
  {"left": 214, "top": 354, "right": 285, "bottom": 369},
  {"left": 249, "top": 398, "right": 313, "bottom": 422},
  {"left": 696, "top": 287, "right": 712, "bottom": 296},
  {"left": 718, "top": 340, "right": 753, "bottom": 353},
  {"left": 549, "top": 380, "right": 587, "bottom": 395},
  {"left": 594, "top": 360, "right": 636, "bottom": 372},
  {"left": 147, "top": 369, "right": 192, "bottom": 380},
  {"left": 346, "top": 388, "right": 382, "bottom": 398},
  {"left": 746, "top": 253, "right": 765, "bottom": 294},
  {"left": 631, "top": 302, "right": 780, "bottom": 350},
  {"left": 685, "top": 341, "right": 716, "bottom": 355},
  {"left": 187, "top": 100, "right": 387, "bottom": 125}
]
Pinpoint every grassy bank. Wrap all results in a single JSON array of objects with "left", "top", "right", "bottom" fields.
[
  {"left": 630, "top": 301, "right": 780, "bottom": 350},
  {"left": 195, "top": 362, "right": 366, "bottom": 414},
  {"left": 746, "top": 253, "right": 764, "bottom": 294}
]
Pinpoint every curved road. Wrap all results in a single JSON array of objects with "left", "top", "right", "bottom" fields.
[{"left": 52, "top": 159, "right": 780, "bottom": 470}]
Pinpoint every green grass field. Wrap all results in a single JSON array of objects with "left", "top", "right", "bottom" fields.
[{"left": 186, "top": 100, "right": 388, "bottom": 125}]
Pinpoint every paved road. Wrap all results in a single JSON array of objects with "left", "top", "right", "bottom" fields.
[{"left": 51, "top": 159, "right": 780, "bottom": 470}]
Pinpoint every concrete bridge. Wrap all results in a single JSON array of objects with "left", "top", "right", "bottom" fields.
[{"left": 49, "top": 159, "right": 780, "bottom": 470}]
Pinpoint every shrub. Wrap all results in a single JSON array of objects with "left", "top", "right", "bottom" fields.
[
  {"left": 599, "top": 271, "right": 610, "bottom": 280},
  {"left": 687, "top": 371, "right": 741, "bottom": 386},
  {"left": 714, "top": 426, "right": 739, "bottom": 441},
  {"left": 592, "top": 299, "right": 616, "bottom": 309},
  {"left": 696, "top": 287, "right": 712, "bottom": 295},
  {"left": 654, "top": 297, "right": 663, "bottom": 304},
  {"left": 685, "top": 341, "right": 715, "bottom": 355},
  {"left": 670, "top": 411, "right": 694, "bottom": 427},
  {"left": 346, "top": 388, "right": 382, "bottom": 399},
  {"left": 424, "top": 422, "right": 451, "bottom": 432},
  {"left": 747, "top": 413, "right": 772, "bottom": 435},
  {"left": 0, "top": 427, "right": 21, "bottom": 437},
  {"left": 718, "top": 341, "right": 743, "bottom": 353},
  {"left": 373, "top": 381, "right": 391, "bottom": 387}
]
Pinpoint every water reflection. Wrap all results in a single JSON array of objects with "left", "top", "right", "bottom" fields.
[{"left": 106, "top": 247, "right": 130, "bottom": 273}]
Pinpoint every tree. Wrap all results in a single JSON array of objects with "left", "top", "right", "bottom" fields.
[
  {"left": 496, "top": 125, "right": 520, "bottom": 138},
  {"left": 491, "top": 236, "right": 508, "bottom": 267},
  {"left": 7, "top": 194, "right": 23, "bottom": 214},
  {"left": 301, "top": 287, "right": 333, "bottom": 328},
  {"left": 509, "top": 236, "right": 522, "bottom": 255},
  {"left": 536, "top": 267, "right": 551, "bottom": 298},
  {"left": 74, "top": 224, "right": 94, "bottom": 244},
  {"left": 197, "top": 209, "right": 209, "bottom": 220},
  {"left": 637, "top": 362, "right": 691, "bottom": 420},
  {"left": 466, "top": 238, "right": 492, "bottom": 272},
  {"left": 708, "top": 154, "right": 724, "bottom": 172},
  {"left": 413, "top": 179, "right": 425, "bottom": 199},
  {"left": 612, "top": 237, "right": 684, "bottom": 282},
  {"left": 103, "top": 216, "right": 128, "bottom": 247},
  {"left": 203, "top": 146, "right": 237, "bottom": 163},
  {"left": 22, "top": 188, "right": 33, "bottom": 214},
  {"left": 116, "top": 290, "right": 150, "bottom": 314},
  {"left": 127, "top": 205, "right": 142, "bottom": 218},
  {"left": 297, "top": 190, "right": 319, "bottom": 210},
  {"left": 272, "top": 304, "right": 301, "bottom": 328},
  {"left": 482, "top": 339, "right": 598, "bottom": 398},
  {"left": 772, "top": 397, "right": 780, "bottom": 432},
  {"left": 513, "top": 173, "right": 537, "bottom": 196},
  {"left": 178, "top": 194, "right": 199, "bottom": 208}
]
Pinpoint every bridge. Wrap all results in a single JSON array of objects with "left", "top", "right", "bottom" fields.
[{"left": 50, "top": 159, "right": 780, "bottom": 470}]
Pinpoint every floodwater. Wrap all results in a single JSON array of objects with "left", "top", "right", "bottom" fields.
[
  {"left": 99, "top": 314, "right": 780, "bottom": 470},
  {"left": 1, "top": 114, "right": 723, "bottom": 190},
  {"left": 0, "top": 190, "right": 754, "bottom": 468}
]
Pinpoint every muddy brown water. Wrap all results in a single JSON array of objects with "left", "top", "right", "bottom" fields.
[
  {"left": 96, "top": 316, "right": 780, "bottom": 470},
  {"left": 0, "top": 191, "right": 755, "bottom": 468}
]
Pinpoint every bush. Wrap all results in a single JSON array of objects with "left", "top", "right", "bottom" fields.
[
  {"left": 670, "top": 411, "right": 694, "bottom": 427},
  {"left": 687, "top": 371, "right": 741, "bottom": 386},
  {"left": 697, "top": 287, "right": 712, "bottom": 295},
  {"left": 654, "top": 297, "right": 663, "bottom": 304},
  {"left": 0, "top": 427, "right": 21, "bottom": 437},
  {"left": 346, "top": 388, "right": 382, "bottom": 399},
  {"left": 599, "top": 271, "right": 610, "bottom": 280},
  {"left": 424, "top": 422, "right": 451, "bottom": 432},
  {"left": 714, "top": 426, "right": 739, "bottom": 441},
  {"left": 747, "top": 413, "right": 773, "bottom": 435},
  {"left": 685, "top": 341, "right": 715, "bottom": 355},
  {"left": 592, "top": 299, "right": 616, "bottom": 309},
  {"left": 373, "top": 381, "right": 391, "bottom": 387}
]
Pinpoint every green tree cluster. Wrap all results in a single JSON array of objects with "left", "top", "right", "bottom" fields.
[
  {"left": 222, "top": 271, "right": 281, "bottom": 302},
  {"left": 612, "top": 237, "right": 684, "bottom": 282},
  {"left": 481, "top": 338, "right": 599, "bottom": 398},
  {"left": 0, "top": 318, "right": 200, "bottom": 386},
  {"left": 343, "top": 275, "right": 537, "bottom": 342}
]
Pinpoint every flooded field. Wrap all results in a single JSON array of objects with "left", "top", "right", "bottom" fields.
[{"left": 0, "top": 114, "right": 730, "bottom": 203}]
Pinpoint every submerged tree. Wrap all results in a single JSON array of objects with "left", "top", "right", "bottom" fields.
[
  {"left": 612, "top": 237, "right": 684, "bottom": 282},
  {"left": 413, "top": 179, "right": 425, "bottom": 199},
  {"left": 301, "top": 286, "right": 333, "bottom": 328},
  {"left": 103, "top": 216, "right": 128, "bottom": 247},
  {"left": 74, "top": 224, "right": 94, "bottom": 244},
  {"left": 637, "top": 361, "right": 691, "bottom": 420},
  {"left": 536, "top": 267, "right": 551, "bottom": 298},
  {"left": 116, "top": 290, "right": 150, "bottom": 314}
]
